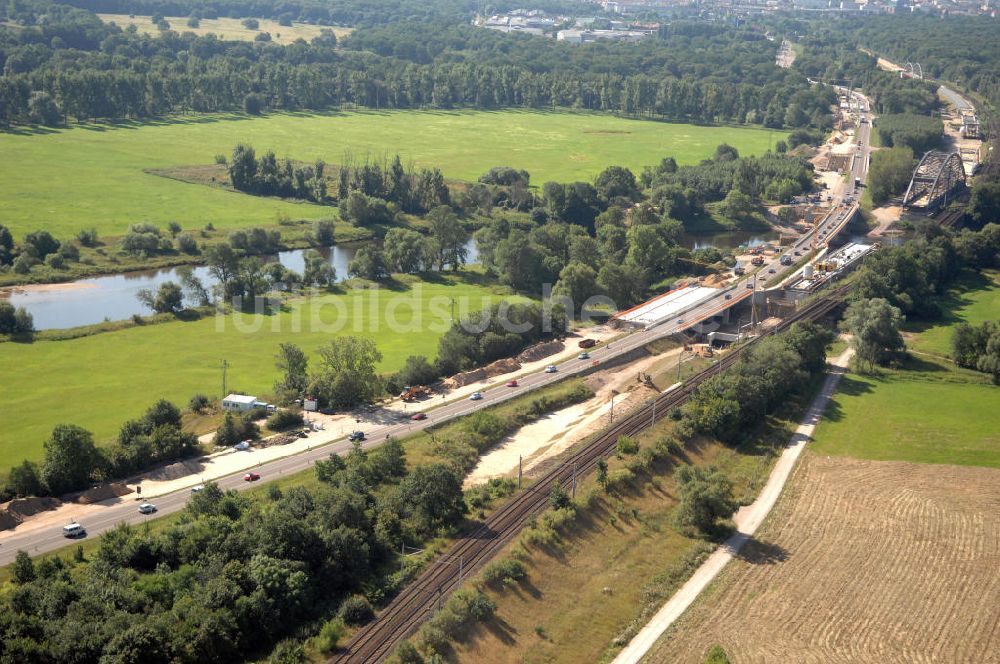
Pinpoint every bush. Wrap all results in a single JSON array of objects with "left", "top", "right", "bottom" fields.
[
  {"left": 394, "top": 641, "right": 424, "bottom": 664},
  {"left": 480, "top": 558, "right": 527, "bottom": 588},
  {"left": 176, "top": 233, "right": 199, "bottom": 254},
  {"left": 604, "top": 468, "right": 635, "bottom": 493},
  {"left": 76, "top": 228, "right": 99, "bottom": 246},
  {"left": 189, "top": 394, "right": 211, "bottom": 412},
  {"left": 266, "top": 409, "right": 304, "bottom": 432},
  {"left": 616, "top": 435, "right": 639, "bottom": 456},
  {"left": 57, "top": 242, "right": 80, "bottom": 262},
  {"left": 44, "top": 253, "right": 66, "bottom": 269},
  {"left": 339, "top": 595, "right": 374, "bottom": 625},
  {"left": 314, "top": 618, "right": 345, "bottom": 655}
]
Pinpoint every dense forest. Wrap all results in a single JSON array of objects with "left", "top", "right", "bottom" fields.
[
  {"left": 846, "top": 15, "right": 1000, "bottom": 114},
  {"left": 0, "top": 0, "right": 832, "bottom": 129}
]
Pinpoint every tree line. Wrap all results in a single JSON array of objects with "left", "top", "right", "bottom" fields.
[{"left": 1, "top": 1, "right": 835, "bottom": 130}]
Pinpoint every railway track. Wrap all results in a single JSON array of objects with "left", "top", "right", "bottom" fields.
[
  {"left": 937, "top": 207, "right": 966, "bottom": 228},
  {"left": 332, "top": 286, "right": 849, "bottom": 663}
]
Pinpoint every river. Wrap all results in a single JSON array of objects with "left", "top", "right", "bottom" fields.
[
  {"left": 6, "top": 230, "right": 764, "bottom": 331},
  {"left": 3, "top": 240, "right": 479, "bottom": 330}
]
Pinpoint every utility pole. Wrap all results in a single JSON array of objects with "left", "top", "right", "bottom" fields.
[
  {"left": 609, "top": 390, "right": 618, "bottom": 424},
  {"left": 650, "top": 397, "right": 656, "bottom": 428},
  {"left": 571, "top": 462, "right": 578, "bottom": 499},
  {"left": 518, "top": 455, "right": 522, "bottom": 490},
  {"left": 221, "top": 359, "right": 228, "bottom": 396}
]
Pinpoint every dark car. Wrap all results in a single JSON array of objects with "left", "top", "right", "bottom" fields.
[{"left": 348, "top": 431, "right": 365, "bottom": 442}]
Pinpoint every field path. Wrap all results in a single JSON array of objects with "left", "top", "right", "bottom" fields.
[{"left": 611, "top": 347, "right": 854, "bottom": 664}]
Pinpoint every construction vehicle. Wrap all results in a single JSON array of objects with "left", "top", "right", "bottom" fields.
[
  {"left": 733, "top": 266, "right": 746, "bottom": 276},
  {"left": 578, "top": 338, "right": 596, "bottom": 349},
  {"left": 400, "top": 385, "right": 432, "bottom": 402},
  {"left": 751, "top": 256, "right": 765, "bottom": 266}
]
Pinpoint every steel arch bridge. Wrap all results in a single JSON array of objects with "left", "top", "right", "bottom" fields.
[
  {"left": 902, "top": 62, "right": 924, "bottom": 79},
  {"left": 902, "top": 151, "right": 966, "bottom": 210}
]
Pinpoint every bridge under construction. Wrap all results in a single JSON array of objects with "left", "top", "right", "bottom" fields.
[{"left": 902, "top": 150, "right": 966, "bottom": 211}]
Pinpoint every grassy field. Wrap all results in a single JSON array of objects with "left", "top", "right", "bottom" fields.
[
  {"left": 0, "top": 274, "right": 523, "bottom": 471},
  {"left": 0, "top": 110, "right": 784, "bottom": 237},
  {"left": 811, "top": 359, "right": 1000, "bottom": 468},
  {"left": 812, "top": 270, "right": 1000, "bottom": 468},
  {"left": 97, "top": 14, "right": 352, "bottom": 45},
  {"left": 906, "top": 269, "right": 1000, "bottom": 357}
]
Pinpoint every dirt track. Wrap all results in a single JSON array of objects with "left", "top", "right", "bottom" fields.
[{"left": 645, "top": 454, "right": 1000, "bottom": 664}]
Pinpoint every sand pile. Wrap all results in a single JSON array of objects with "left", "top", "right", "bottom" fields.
[
  {"left": 0, "top": 496, "right": 62, "bottom": 531},
  {"left": 73, "top": 483, "right": 133, "bottom": 505},
  {"left": 516, "top": 340, "right": 564, "bottom": 363}
]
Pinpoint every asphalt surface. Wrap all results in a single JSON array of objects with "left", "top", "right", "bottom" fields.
[{"left": 0, "top": 90, "right": 874, "bottom": 567}]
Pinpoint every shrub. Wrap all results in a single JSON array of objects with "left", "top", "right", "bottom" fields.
[
  {"left": 480, "top": 558, "right": 527, "bottom": 588},
  {"left": 176, "top": 233, "right": 199, "bottom": 254},
  {"left": 188, "top": 394, "right": 211, "bottom": 412},
  {"left": 76, "top": 228, "right": 99, "bottom": 246},
  {"left": 339, "top": 594, "right": 374, "bottom": 625},
  {"left": 214, "top": 154, "right": 228, "bottom": 165},
  {"left": 45, "top": 253, "right": 66, "bottom": 269},
  {"left": 704, "top": 644, "right": 732, "bottom": 664},
  {"left": 57, "top": 242, "right": 80, "bottom": 262},
  {"left": 616, "top": 435, "right": 639, "bottom": 456},
  {"left": 314, "top": 618, "right": 345, "bottom": 655},
  {"left": 266, "top": 409, "right": 304, "bottom": 432},
  {"left": 604, "top": 468, "right": 635, "bottom": 493}
]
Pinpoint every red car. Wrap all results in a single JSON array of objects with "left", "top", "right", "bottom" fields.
[
  {"left": 411, "top": 413, "right": 427, "bottom": 421},
  {"left": 244, "top": 472, "right": 261, "bottom": 482},
  {"left": 506, "top": 379, "right": 519, "bottom": 387}
]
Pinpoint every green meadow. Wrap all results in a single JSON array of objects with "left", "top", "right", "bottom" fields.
[
  {"left": 905, "top": 269, "right": 1000, "bottom": 357},
  {"left": 0, "top": 275, "right": 524, "bottom": 471},
  {"left": 0, "top": 110, "right": 784, "bottom": 237},
  {"left": 812, "top": 270, "right": 1000, "bottom": 468}
]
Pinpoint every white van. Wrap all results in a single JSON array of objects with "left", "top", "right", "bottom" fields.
[{"left": 62, "top": 523, "right": 86, "bottom": 538}]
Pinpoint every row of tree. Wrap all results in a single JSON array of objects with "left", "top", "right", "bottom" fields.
[
  {"left": 228, "top": 144, "right": 327, "bottom": 202},
  {"left": 0, "top": 2, "right": 834, "bottom": 129}
]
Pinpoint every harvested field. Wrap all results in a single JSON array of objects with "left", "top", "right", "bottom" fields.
[{"left": 644, "top": 454, "right": 1000, "bottom": 664}]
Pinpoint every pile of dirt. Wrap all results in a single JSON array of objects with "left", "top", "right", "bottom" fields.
[
  {"left": 72, "top": 483, "right": 133, "bottom": 505},
  {"left": 516, "top": 340, "right": 564, "bottom": 363},
  {"left": 0, "top": 496, "right": 62, "bottom": 531},
  {"left": 136, "top": 457, "right": 207, "bottom": 483},
  {"left": 484, "top": 357, "right": 520, "bottom": 377},
  {"left": 449, "top": 367, "right": 487, "bottom": 388}
]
